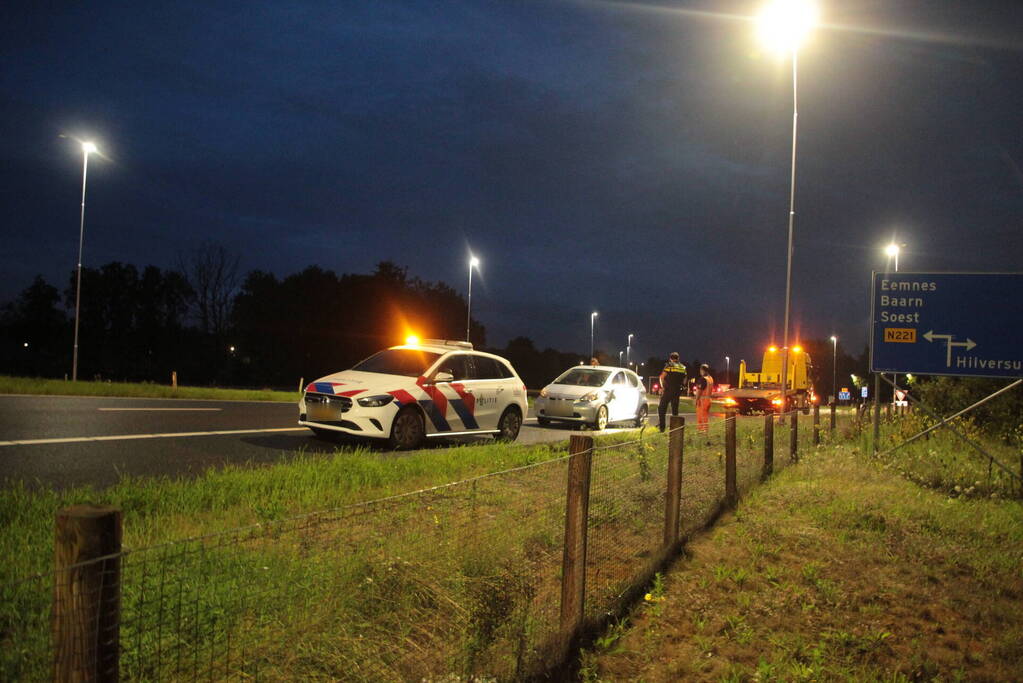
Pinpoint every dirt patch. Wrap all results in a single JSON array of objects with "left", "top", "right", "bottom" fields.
[{"left": 581, "top": 446, "right": 1023, "bottom": 681}]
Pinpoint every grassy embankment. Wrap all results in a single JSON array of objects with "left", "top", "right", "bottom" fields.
[
  {"left": 580, "top": 427, "right": 1023, "bottom": 681},
  {"left": 0, "top": 374, "right": 298, "bottom": 402}
]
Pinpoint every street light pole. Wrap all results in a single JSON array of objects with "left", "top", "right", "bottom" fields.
[
  {"left": 830, "top": 335, "right": 837, "bottom": 402},
  {"left": 725, "top": 356, "right": 730, "bottom": 385},
  {"left": 590, "top": 311, "right": 598, "bottom": 359},
  {"left": 618, "top": 350, "right": 623, "bottom": 366},
  {"left": 757, "top": 0, "right": 817, "bottom": 412},
  {"left": 72, "top": 141, "right": 97, "bottom": 382},
  {"left": 626, "top": 333, "right": 634, "bottom": 367},
  {"left": 466, "top": 255, "right": 479, "bottom": 342}
]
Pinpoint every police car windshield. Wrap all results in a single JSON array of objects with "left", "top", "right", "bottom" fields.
[
  {"left": 353, "top": 349, "right": 442, "bottom": 377},
  {"left": 555, "top": 368, "right": 610, "bottom": 387}
]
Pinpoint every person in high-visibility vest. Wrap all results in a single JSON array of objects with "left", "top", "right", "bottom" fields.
[
  {"left": 694, "top": 363, "right": 714, "bottom": 434},
  {"left": 657, "top": 352, "right": 687, "bottom": 432}
]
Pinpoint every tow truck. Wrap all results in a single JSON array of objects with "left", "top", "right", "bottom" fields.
[{"left": 720, "top": 345, "right": 815, "bottom": 414}]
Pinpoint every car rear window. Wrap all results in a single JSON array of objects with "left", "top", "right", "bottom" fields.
[
  {"left": 352, "top": 349, "right": 442, "bottom": 377},
  {"left": 555, "top": 368, "right": 610, "bottom": 387}
]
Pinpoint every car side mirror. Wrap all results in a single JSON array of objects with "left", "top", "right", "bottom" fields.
[{"left": 433, "top": 371, "right": 454, "bottom": 384}]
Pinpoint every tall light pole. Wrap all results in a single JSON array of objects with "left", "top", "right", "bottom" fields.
[
  {"left": 466, "top": 255, "right": 479, "bottom": 342},
  {"left": 590, "top": 311, "right": 598, "bottom": 359},
  {"left": 72, "top": 141, "right": 98, "bottom": 382},
  {"left": 829, "top": 335, "right": 837, "bottom": 402},
  {"left": 757, "top": 0, "right": 817, "bottom": 410},
  {"left": 618, "top": 350, "right": 624, "bottom": 366},
  {"left": 626, "top": 333, "right": 634, "bottom": 366},
  {"left": 725, "top": 355, "right": 730, "bottom": 385},
  {"left": 885, "top": 242, "right": 905, "bottom": 402}
]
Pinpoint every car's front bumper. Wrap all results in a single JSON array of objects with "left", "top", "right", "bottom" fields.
[
  {"left": 298, "top": 392, "right": 391, "bottom": 438},
  {"left": 535, "top": 397, "right": 601, "bottom": 423}
]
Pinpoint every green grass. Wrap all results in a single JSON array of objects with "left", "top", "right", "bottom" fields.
[
  {"left": 580, "top": 435, "right": 1023, "bottom": 682},
  {"left": 0, "top": 374, "right": 299, "bottom": 402},
  {"left": 1, "top": 427, "right": 670, "bottom": 681}
]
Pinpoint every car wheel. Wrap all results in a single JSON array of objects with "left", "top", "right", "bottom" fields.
[
  {"left": 537, "top": 416, "right": 550, "bottom": 426},
  {"left": 594, "top": 405, "right": 609, "bottom": 431},
  {"left": 495, "top": 407, "right": 523, "bottom": 442},
  {"left": 634, "top": 403, "right": 648, "bottom": 427},
  {"left": 389, "top": 406, "right": 425, "bottom": 450}
]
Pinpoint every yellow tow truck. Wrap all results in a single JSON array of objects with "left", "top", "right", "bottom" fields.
[{"left": 720, "top": 345, "right": 816, "bottom": 414}]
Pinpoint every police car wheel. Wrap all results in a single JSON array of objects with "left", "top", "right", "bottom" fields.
[
  {"left": 594, "top": 405, "right": 608, "bottom": 430},
  {"left": 634, "top": 404, "right": 648, "bottom": 427},
  {"left": 495, "top": 407, "right": 522, "bottom": 441},
  {"left": 390, "top": 406, "right": 425, "bottom": 450}
]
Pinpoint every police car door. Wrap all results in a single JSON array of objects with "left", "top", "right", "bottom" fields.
[
  {"left": 428, "top": 354, "right": 475, "bottom": 433},
  {"left": 463, "top": 355, "right": 507, "bottom": 431}
]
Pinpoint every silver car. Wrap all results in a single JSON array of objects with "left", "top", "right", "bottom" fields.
[{"left": 534, "top": 366, "right": 648, "bottom": 430}]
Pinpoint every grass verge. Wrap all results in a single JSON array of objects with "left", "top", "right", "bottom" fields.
[
  {"left": 0, "top": 374, "right": 298, "bottom": 402},
  {"left": 580, "top": 443, "right": 1023, "bottom": 681}
]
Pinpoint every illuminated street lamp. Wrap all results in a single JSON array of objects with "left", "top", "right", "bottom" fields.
[
  {"left": 466, "top": 255, "right": 480, "bottom": 342},
  {"left": 829, "top": 335, "right": 837, "bottom": 402},
  {"left": 590, "top": 311, "right": 598, "bottom": 359},
  {"left": 626, "top": 333, "right": 634, "bottom": 366},
  {"left": 72, "top": 140, "right": 99, "bottom": 382},
  {"left": 757, "top": 0, "right": 818, "bottom": 407},
  {"left": 618, "top": 350, "right": 624, "bottom": 366},
  {"left": 725, "top": 355, "right": 730, "bottom": 385}
]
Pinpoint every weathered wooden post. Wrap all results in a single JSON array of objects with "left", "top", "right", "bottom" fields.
[
  {"left": 298, "top": 377, "right": 304, "bottom": 393},
  {"left": 789, "top": 411, "right": 798, "bottom": 462},
  {"left": 830, "top": 401, "right": 836, "bottom": 432},
  {"left": 763, "top": 414, "right": 774, "bottom": 480},
  {"left": 663, "top": 416, "right": 684, "bottom": 548},
  {"left": 171, "top": 370, "right": 177, "bottom": 388},
  {"left": 725, "top": 410, "right": 737, "bottom": 507},
  {"left": 560, "top": 434, "right": 594, "bottom": 653},
  {"left": 813, "top": 404, "right": 821, "bottom": 446},
  {"left": 53, "top": 505, "right": 122, "bottom": 683}
]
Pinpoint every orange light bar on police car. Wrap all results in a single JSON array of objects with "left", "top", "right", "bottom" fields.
[{"left": 404, "top": 334, "right": 420, "bottom": 345}]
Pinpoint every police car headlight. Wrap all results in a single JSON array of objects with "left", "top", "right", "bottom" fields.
[
  {"left": 577, "top": 391, "right": 600, "bottom": 402},
  {"left": 357, "top": 394, "right": 394, "bottom": 408}
]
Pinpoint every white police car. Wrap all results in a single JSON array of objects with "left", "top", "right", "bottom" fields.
[{"left": 299, "top": 339, "right": 528, "bottom": 449}]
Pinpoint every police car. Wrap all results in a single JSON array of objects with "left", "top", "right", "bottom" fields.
[{"left": 299, "top": 339, "right": 528, "bottom": 449}]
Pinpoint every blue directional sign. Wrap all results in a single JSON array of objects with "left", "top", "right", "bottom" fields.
[
  {"left": 870, "top": 272, "right": 1023, "bottom": 378},
  {"left": 838, "top": 391, "right": 851, "bottom": 401}
]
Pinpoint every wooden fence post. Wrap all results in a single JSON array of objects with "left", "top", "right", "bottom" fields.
[
  {"left": 813, "top": 404, "right": 821, "bottom": 446},
  {"left": 53, "top": 505, "right": 122, "bottom": 683},
  {"left": 830, "top": 401, "right": 836, "bottom": 431},
  {"left": 789, "top": 411, "right": 798, "bottom": 462},
  {"left": 298, "top": 377, "right": 304, "bottom": 393},
  {"left": 560, "top": 434, "right": 594, "bottom": 652},
  {"left": 171, "top": 371, "right": 177, "bottom": 389},
  {"left": 725, "top": 410, "right": 737, "bottom": 507},
  {"left": 663, "top": 416, "right": 685, "bottom": 548},
  {"left": 763, "top": 414, "right": 774, "bottom": 480}
]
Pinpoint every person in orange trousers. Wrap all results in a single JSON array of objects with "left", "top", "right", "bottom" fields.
[{"left": 694, "top": 363, "right": 714, "bottom": 436}]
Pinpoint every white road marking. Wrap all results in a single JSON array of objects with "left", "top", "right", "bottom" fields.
[
  {"left": 0, "top": 427, "right": 307, "bottom": 447},
  {"left": 97, "top": 408, "right": 223, "bottom": 412}
]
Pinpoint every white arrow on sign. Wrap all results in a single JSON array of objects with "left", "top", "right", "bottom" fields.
[{"left": 923, "top": 330, "right": 977, "bottom": 367}]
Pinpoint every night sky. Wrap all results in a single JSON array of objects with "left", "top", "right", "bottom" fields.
[{"left": 3, "top": 0, "right": 1022, "bottom": 370}]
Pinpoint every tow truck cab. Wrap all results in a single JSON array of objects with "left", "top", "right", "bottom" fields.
[{"left": 720, "top": 345, "right": 815, "bottom": 414}]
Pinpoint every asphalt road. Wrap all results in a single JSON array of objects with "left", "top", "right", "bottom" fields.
[{"left": 0, "top": 394, "right": 691, "bottom": 490}]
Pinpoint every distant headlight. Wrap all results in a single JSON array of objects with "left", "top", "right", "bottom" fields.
[
  {"left": 539, "top": 388, "right": 549, "bottom": 398},
  {"left": 576, "top": 391, "right": 600, "bottom": 402},
  {"left": 358, "top": 394, "right": 394, "bottom": 408}
]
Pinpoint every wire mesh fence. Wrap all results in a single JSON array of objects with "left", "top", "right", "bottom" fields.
[{"left": 3, "top": 407, "right": 865, "bottom": 681}]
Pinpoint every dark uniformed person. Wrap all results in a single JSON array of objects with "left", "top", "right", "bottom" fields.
[{"left": 658, "top": 352, "right": 687, "bottom": 431}]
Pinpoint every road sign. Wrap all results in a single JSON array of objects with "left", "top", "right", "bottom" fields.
[
  {"left": 870, "top": 272, "right": 1023, "bottom": 377},
  {"left": 838, "top": 391, "right": 851, "bottom": 401},
  {"left": 860, "top": 386, "right": 868, "bottom": 398}
]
